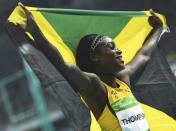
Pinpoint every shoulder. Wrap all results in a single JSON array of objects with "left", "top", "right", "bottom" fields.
[
  {"left": 67, "top": 63, "right": 106, "bottom": 93},
  {"left": 84, "top": 72, "right": 100, "bottom": 81},
  {"left": 85, "top": 72, "right": 107, "bottom": 93},
  {"left": 67, "top": 64, "right": 98, "bottom": 81},
  {"left": 84, "top": 72, "right": 104, "bottom": 87}
]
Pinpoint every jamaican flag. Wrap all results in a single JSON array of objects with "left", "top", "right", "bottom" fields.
[
  {"left": 8, "top": 5, "right": 168, "bottom": 64},
  {"left": 7, "top": 5, "right": 176, "bottom": 131}
]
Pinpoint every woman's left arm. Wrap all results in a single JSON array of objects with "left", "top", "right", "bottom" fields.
[{"left": 125, "top": 10, "right": 164, "bottom": 77}]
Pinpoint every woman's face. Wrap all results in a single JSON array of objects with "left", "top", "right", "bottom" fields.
[{"left": 94, "top": 36, "right": 125, "bottom": 73}]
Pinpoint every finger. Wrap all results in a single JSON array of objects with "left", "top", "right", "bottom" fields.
[
  {"left": 18, "top": 2, "right": 26, "bottom": 11},
  {"left": 18, "top": 2, "right": 30, "bottom": 15},
  {"left": 149, "top": 9, "right": 156, "bottom": 16}
]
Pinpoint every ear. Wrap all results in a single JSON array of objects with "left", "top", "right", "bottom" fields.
[{"left": 90, "top": 52, "right": 99, "bottom": 62}]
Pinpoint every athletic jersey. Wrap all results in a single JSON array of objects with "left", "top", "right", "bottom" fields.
[
  {"left": 98, "top": 79, "right": 150, "bottom": 131},
  {"left": 98, "top": 104, "right": 121, "bottom": 131}
]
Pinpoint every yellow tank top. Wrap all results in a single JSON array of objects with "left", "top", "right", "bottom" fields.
[
  {"left": 98, "top": 79, "right": 176, "bottom": 131},
  {"left": 98, "top": 79, "right": 133, "bottom": 131},
  {"left": 80, "top": 97, "right": 102, "bottom": 131}
]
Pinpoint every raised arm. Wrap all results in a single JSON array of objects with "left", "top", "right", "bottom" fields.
[
  {"left": 10, "top": 4, "right": 106, "bottom": 102},
  {"left": 125, "top": 10, "right": 164, "bottom": 77}
]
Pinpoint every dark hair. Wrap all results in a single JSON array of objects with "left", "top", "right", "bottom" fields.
[{"left": 76, "top": 34, "right": 103, "bottom": 72}]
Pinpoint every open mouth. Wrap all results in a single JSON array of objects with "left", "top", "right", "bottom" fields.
[{"left": 116, "top": 55, "right": 124, "bottom": 63}]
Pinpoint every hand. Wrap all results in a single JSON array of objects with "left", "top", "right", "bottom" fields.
[
  {"left": 18, "top": 2, "right": 37, "bottom": 33},
  {"left": 148, "top": 9, "right": 163, "bottom": 29}
]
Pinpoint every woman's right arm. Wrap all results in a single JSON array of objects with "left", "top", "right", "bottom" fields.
[{"left": 17, "top": 4, "right": 106, "bottom": 98}]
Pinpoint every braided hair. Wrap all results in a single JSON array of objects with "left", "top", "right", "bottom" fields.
[{"left": 76, "top": 34, "right": 103, "bottom": 72}]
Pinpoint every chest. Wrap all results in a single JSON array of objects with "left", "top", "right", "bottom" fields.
[{"left": 107, "top": 83, "right": 133, "bottom": 105}]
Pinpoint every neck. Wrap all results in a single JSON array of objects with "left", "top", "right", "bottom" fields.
[
  {"left": 93, "top": 64, "right": 119, "bottom": 88},
  {"left": 96, "top": 73, "right": 119, "bottom": 88}
]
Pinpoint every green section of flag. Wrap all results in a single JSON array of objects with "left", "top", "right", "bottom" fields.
[
  {"left": 39, "top": 9, "right": 146, "bottom": 55},
  {"left": 111, "top": 96, "right": 139, "bottom": 112}
]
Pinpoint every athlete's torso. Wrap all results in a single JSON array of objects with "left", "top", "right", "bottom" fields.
[{"left": 98, "top": 79, "right": 149, "bottom": 131}]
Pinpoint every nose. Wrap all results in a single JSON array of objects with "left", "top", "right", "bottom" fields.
[{"left": 115, "top": 48, "right": 122, "bottom": 55}]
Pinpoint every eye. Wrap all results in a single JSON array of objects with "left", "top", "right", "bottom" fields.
[{"left": 106, "top": 42, "right": 115, "bottom": 49}]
